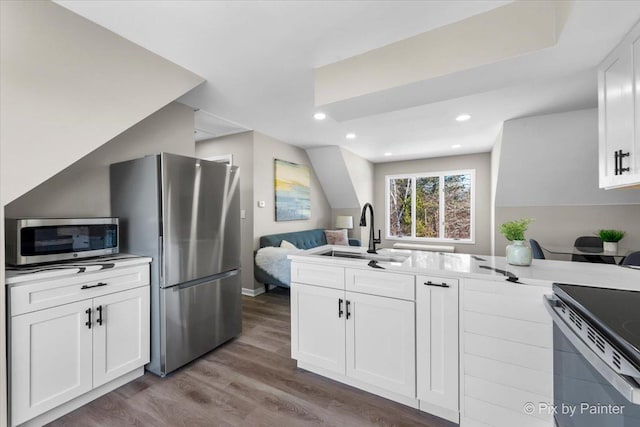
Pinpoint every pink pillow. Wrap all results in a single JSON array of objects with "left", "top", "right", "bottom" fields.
[{"left": 325, "top": 229, "right": 349, "bottom": 246}]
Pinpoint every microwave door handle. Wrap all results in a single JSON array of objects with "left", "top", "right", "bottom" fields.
[{"left": 544, "top": 296, "right": 640, "bottom": 404}]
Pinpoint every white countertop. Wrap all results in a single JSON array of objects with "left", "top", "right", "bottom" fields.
[
  {"left": 289, "top": 245, "right": 640, "bottom": 291},
  {"left": 5, "top": 254, "right": 152, "bottom": 285}
]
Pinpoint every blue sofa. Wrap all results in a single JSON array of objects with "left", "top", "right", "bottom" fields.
[{"left": 254, "top": 228, "right": 360, "bottom": 292}]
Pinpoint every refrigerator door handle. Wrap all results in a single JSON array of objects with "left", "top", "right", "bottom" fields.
[
  {"left": 158, "top": 235, "right": 164, "bottom": 287},
  {"left": 170, "top": 270, "right": 240, "bottom": 292}
]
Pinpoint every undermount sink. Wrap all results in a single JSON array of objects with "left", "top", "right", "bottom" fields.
[{"left": 318, "top": 249, "right": 409, "bottom": 263}]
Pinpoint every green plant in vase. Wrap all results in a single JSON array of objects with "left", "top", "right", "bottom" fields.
[
  {"left": 499, "top": 218, "right": 534, "bottom": 266},
  {"left": 598, "top": 229, "right": 625, "bottom": 252}
]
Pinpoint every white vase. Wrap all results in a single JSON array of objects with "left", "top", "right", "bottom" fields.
[
  {"left": 603, "top": 241, "right": 618, "bottom": 253},
  {"left": 506, "top": 240, "right": 532, "bottom": 266}
]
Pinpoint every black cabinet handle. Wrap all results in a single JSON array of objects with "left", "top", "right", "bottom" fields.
[
  {"left": 346, "top": 300, "right": 351, "bottom": 319},
  {"left": 85, "top": 308, "right": 92, "bottom": 329},
  {"left": 81, "top": 282, "right": 107, "bottom": 290},
  {"left": 615, "top": 150, "right": 631, "bottom": 175},
  {"left": 97, "top": 305, "right": 103, "bottom": 326},
  {"left": 338, "top": 299, "right": 344, "bottom": 318},
  {"left": 424, "top": 280, "right": 450, "bottom": 288}
]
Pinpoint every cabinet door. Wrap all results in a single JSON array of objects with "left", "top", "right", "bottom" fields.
[
  {"left": 93, "top": 287, "right": 150, "bottom": 387},
  {"left": 599, "top": 38, "right": 637, "bottom": 188},
  {"left": 416, "top": 276, "right": 459, "bottom": 412},
  {"left": 11, "top": 300, "right": 93, "bottom": 426},
  {"left": 291, "top": 283, "right": 346, "bottom": 374},
  {"left": 345, "top": 291, "right": 415, "bottom": 397}
]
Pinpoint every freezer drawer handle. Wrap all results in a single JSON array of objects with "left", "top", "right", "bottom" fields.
[
  {"left": 96, "top": 305, "right": 103, "bottom": 326},
  {"left": 81, "top": 282, "right": 107, "bottom": 290},
  {"left": 424, "top": 280, "right": 449, "bottom": 288},
  {"left": 85, "top": 308, "right": 92, "bottom": 329}
]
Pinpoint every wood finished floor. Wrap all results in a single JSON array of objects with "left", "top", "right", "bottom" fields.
[{"left": 49, "top": 288, "right": 455, "bottom": 427}]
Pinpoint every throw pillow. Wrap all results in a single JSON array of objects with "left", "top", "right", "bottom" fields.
[
  {"left": 280, "top": 240, "right": 298, "bottom": 249},
  {"left": 325, "top": 229, "right": 349, "bottom": 246}
]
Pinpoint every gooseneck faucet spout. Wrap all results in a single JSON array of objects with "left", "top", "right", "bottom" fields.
[{"left": 359, "top": 202, "right": 381, "bottom": 254}]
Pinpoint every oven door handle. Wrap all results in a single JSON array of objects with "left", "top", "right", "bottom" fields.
[{"left": 544, "top": 295, "right": 640, "bottom": 404}]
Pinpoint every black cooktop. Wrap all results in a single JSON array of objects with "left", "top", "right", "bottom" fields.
[{"left": 554, "top": 283, "right": 640, "bottom": 366}]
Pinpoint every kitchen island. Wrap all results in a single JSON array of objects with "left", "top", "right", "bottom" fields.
[{"left": 288, "top": 246, "right": 640, "bottom": 427}]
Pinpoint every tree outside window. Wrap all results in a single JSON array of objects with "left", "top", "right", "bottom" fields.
[{"left": 387, "top": 170, "right": 474, "bottom": 242}]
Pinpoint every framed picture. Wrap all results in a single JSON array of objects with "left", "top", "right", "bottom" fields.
[{"left": 274, "top": 159, "right": 311, "bottom": 221}]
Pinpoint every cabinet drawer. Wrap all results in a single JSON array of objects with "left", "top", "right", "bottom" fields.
[
  {"left": 346, "top": 268, "right": 414, "bottom": 300},
  {"left": 464, "top": 396, "right": 550, "bottom": 427},
  {"left": 464, "top": 333, "right": 552, "bottom": 373},
  {"left": 463, "top": 289, "right": 551, "bottom": 324},
  {"left": 291, "top": 262, "right": 344, "bottom": 289},
  {"left": 464, "top": 311, "right": 552, "bottom": 349},
  {"left": 464, "top": 353, "right": 552, "bottom": 398},
  {"left": 10, "top": 264, "right": 150, "bottom": 316},
  {"left": 465, "top": 376, "right": 552, "bottom": 422}
]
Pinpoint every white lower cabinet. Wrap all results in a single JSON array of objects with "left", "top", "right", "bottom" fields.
[
  {"left": 346, "top": 291, "right": 415, "bottom": 397},
  {"left": 9, "top": 264, "right": 151, "bottom": 426},
  {"left": 291, "top": 284, "right": 345, "bottom": 374},
  {"left": 416, "top": 275, "right": 459, "bottom": 421},
  {"left": 460, "top": 278, "right": 553, "bottom": 427},
  {"left": 290, "top": 265, "right": 416, "bottom": 400},
  {"left": 93, "top": 287, "right": 150, "bottom": 387},
  {"left": 11, "top": 301, "right": 93, "bottom": 426}
]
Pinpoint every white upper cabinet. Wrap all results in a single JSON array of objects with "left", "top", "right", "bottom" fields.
[{"left": 599, "top": 21, "right": 640, "bottom": 189}]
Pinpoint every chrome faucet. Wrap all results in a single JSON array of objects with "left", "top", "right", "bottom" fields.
[{"left": 359, "top": 202, "right": 381, "bottom": 254}]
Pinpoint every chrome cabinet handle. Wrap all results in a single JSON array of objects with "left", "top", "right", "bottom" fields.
[
  {"left": 81, "top": 282, "right": 107, "bottom": 290},
  {"left": 424, "top": 281, "right": 449, "bottom": 288}
]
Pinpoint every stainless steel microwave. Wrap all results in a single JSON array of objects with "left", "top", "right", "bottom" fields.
[{"left": 5, "top": 218, "right": 119, "bottom": 266}]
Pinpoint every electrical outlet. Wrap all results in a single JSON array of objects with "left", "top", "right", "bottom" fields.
[
  {"left": 258, "top": 201, "right": 266, "bottom": 208},
  {"left": 240, "top": 210, "right": 246, "bottom": 219}
]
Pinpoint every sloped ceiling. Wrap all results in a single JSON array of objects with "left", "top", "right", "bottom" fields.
[
  {"left": 0, "top": 1, "right": 204, "bottom": 204},
  {"left": 55, "top": 1, "right": 640, "bottom": 163}
]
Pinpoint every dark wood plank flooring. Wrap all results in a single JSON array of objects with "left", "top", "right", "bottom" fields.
[{"left": 49, "top": 288, "right": 455, "bottom": 427}]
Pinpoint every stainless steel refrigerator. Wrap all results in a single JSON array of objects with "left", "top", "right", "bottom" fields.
[{"left": 110, "top": 152, "right": 241, "bottom": 377}]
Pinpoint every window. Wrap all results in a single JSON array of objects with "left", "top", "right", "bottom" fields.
[{"left": 386, "top": 170, "right": 474, "bottom": 242}]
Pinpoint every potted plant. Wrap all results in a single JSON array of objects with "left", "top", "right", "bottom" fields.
[
  {"left": 499, "top": 218, "right": 534, "bottom": 266},
  {"left": 598, "top": 229, "right": 625, "bottom": 252}
]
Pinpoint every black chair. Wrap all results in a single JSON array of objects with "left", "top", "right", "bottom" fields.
[
  {"left": 621, "top": 251, "right": 640, "bottom": 266},
  {"left": 529, "top": 239, "right": 545, "bottom": 260},
  {"left": 572, "top": 236, "right": 615, "bottom": 264}
]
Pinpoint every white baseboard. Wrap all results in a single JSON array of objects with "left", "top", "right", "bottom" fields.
[{"left": 242, "top": 287, "right": 265, "bottom": 297}]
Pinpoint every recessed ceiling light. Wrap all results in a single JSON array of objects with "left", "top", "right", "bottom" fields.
[
  {"left": 345, "top": 133, "right": 356, "bottom": 139},
  {"left": 313, "top": 112, "right": 326, "bottom": 120},
  {"left": 451, "top": 144, "right": 462, "bottom": 149},
  {"left": 384, "top": 152, "right": 392, "bottom": 156},
  {"left": 456, "top": 114, "right": 471, "bottom": 122}
]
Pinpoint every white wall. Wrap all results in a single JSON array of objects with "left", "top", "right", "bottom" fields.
[
  {"left": 494, "top": 108, "right": 640, "bottom": 256},
  {"left": 0, "top": 1, "right": 203, "bottom": 205},
  {"left": 490, "top": 127, "right": 503, "bottom": 255},
  {"left": 496, "top": 109, "right": 640, "bottom": 207},
  {"left": 374, "top": 153, "right": 492, "bottom": 255},
  {"left": 253, "top": 132, "right": 332, "bottom": 248},
  {"left": 196, "top": 132, "right": 255, "bottom": 292},
  {"left": 6, "top": 102, "right": 195, "bottom": 218},
  {"left": 342, "top": 147, "right": 375, "bottom": 206},
  {"left": 306, "top": 146, "right": 360, "bottom": 209}
]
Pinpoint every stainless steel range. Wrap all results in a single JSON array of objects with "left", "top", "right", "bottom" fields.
[{"left": 545, "top": 283, "right": 640, "bottom": 426}]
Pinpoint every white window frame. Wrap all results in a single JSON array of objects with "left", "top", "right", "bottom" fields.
[{"left": 385, "top": 169, "right": 476, "bottom": 244}]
